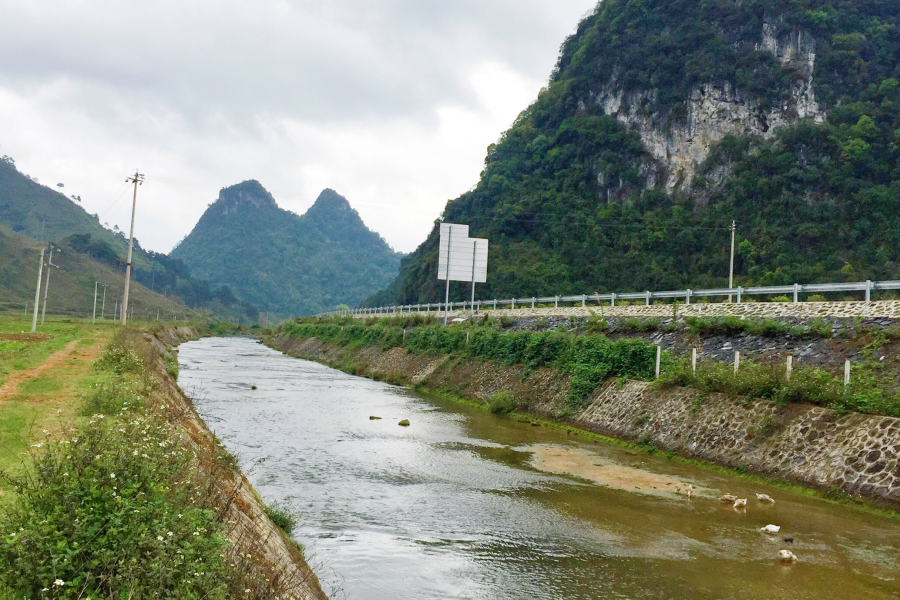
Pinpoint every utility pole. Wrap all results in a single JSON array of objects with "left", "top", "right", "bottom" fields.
[
  {"left": 728, "top": 220, "right": 736, "bottom": 303},
  {"left": 41, "top": 245, "right": 59, "bottom": 325},
  {"left": 121, "top": 169, "right": 144, "bottom": 325},
  {"left": 31, "top": 248, "right": 45, "bottom": 333},
  {"left": 92, "top": 281, "right": 99, "bottom": 324},
  {"left": 100, "top": 284, "right": 108, "bottom": 319}
]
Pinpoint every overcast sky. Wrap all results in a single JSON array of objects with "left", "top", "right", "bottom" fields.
[{"left": 0, "top": 1, "right": 596, "bottom": 254}]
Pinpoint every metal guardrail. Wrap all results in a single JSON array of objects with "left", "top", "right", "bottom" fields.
[{"left": 323, "top": 279, "right": 900, "bottom": 317}]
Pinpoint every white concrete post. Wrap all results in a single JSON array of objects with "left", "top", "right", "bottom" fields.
[
  {"left": 512, "top": 298, "right": 516, "bottom": 309},
  {"left": 531, "top": 297, "right": 535, "bottom": 309},
  {"left": 655, "top": 345, "right": 661, "bottom": 379},
  {"left": 865, "top": 280, "right": 872, "bottom": 302},
  {"left": 555, "top": 296, "right": 559, "bottom": 308},
  {"left": 734, "top": 351, "right": 740, "bottom": 375},
  {"left": 646, "top": 291, "right": 651, "bottom": 306},
  {"left": 582, "top": 295, "right": 586, "bottom": 307},
  {"left": 793, "top": 283, "right": 800, "bottom": 303},
  {"left": 786, "top": 355, "right": 792, "bottom": 381},
  {"left": 691, "top": 348, "right": 697, "bottom": 375},
  {"left": 493, "top": 299, "right": 497, "bottom": 310},
  {"left": 611, "top": 293, "right": 616, "bottom": 307},
  {"left": 844, "top": 359, "right": 851, "bottom": 386},
  {"left": 686, "top": 289, "right": 692, "bottom": 305},
  {"left": 737, "top": 286, "right": 742, "bottom": 303}
]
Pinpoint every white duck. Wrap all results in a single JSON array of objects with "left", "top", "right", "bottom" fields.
[
  {"left": 778, "top": 549, "right": 798, "bottom": 563},
  {"left": 756, "top": 493, "right": 775, "bottom": 503},
  {"left": 733, "top": 498, "right": 747, "bottom": 509},
  {"left": 719, "top": 494, "right": 737, "bottom": 503},
  {"left": 760, "top": 524, "right": 781, "bottom": 534}
]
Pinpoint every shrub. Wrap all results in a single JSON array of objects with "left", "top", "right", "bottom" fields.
[
  {"left": 807, "top": 294, "right": 828, "bottom": 302},
  {"left": 771, "top": 295, "right": 792, "bottom": 302},
  {"left": 487, "top": 390, "right": 516, "bottom": 414},
  {"left": 0, "top": 417, "right": 232, "bottom": 599},
  {"left": 94, "top": 344, "right": 144, "bottom": 375},
  {"left": 81, "top": 375, "right": 147, "bottom": 416},
  {"left": 264, "top": 503, "right": 298, "bottom": 534}
]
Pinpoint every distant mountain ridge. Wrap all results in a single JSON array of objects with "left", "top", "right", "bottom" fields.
[
  {"left": 0, "top": 157, "right": 257, "bottom": 320},
  {"left": 170, "top": 181, "right": 402, "bottom": 315}
]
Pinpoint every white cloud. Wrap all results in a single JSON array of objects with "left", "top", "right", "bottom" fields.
[{"left": 0, "top": 0, "right": 597, "bottom": 253}]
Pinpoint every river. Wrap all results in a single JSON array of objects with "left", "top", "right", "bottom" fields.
[{"left": 177, "top": 337, "right": 900, "bottom": 599}]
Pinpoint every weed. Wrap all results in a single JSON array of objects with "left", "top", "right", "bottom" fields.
[
  {"left": 265, "top": 502, "right": 298, "bottom": 534},
  {"left": 487, "top": 390, "right": 517, "bottom": 415}
]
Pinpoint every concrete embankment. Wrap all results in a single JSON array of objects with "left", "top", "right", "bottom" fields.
[
  {"left": 150, "top": 328, "right": 327, "bottom": 600},
  {"left": 270, "top": 334, "right": 900, "bottom": 510}
]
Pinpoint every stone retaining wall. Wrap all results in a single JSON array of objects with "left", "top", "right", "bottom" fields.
[
  {"left": 272, "top": 335, "right": 900, "bottom": 509},
  {"left": 354, "top": 299, "right": 900, "bottom": 320}
]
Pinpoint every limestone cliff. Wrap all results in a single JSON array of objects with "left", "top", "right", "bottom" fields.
[{"left": 598, "top": 19, "right": 825, "bottom": 190}]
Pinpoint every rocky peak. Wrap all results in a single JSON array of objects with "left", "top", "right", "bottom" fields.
[
  {"left": 216, "top": 180, "right": 278, "bottom": 215},
  {"left": 304, "top": 188, "right": 358, "bottom": 224}
]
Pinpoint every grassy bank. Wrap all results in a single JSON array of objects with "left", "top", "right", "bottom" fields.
[
  {"left": 283, "top": 315, "right": 660, "bottom": 406},
  {"left": 282, "top": 315, "right": 900, "bottom": 418},
  {"left": 0, "top": 322, "right": 316, "bottom": 599}
]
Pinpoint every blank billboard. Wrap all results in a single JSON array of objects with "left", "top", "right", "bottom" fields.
[{"left": 437, "top": 223, "right": 488, "bottom": 283}]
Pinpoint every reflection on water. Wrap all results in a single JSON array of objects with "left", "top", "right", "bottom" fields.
[{"left": 178, "top": 337, "right": 900, "bottom": 600}]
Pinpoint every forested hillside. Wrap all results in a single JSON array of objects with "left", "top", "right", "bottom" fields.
[
  {"left": 366, "top": 0, "right": 900, "bottom": 307},
  {"left": 171, "top": 182, "right": 402, "bottom": 315},
  {"left": 0, "top": 157, "right": 257, "bottom": 319}
]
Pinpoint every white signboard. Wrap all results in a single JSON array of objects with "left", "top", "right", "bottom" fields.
[{"left": 438, "top": 223, "right": 488, "bottom": 283}]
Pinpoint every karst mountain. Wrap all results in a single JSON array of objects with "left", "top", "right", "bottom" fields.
[
  {"left": 171, "top": 181, "right": 402, "bottom": 316},
  {"left": 366, "top": 0, "right": 900, "bottom": 307}
]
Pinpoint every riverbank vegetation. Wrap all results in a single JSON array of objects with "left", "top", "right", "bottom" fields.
[
  {"left": 0, "top": 323, "right": 305, "bottom": 599},
  {"left": 281, "top": 315, "right": 900, "bottom": 417},
  {"left": 282, "top": 316, "right": 659, "bottom": 406}
]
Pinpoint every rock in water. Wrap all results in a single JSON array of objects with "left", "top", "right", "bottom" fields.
[
  {"left": 369, "top": 416, "right": 382, "bottom": 420},
  {"left": 778, "top": 549, "right": 798, "bottom": 563},
  {"left": 398, "top": 419, "right": 410, "bottom": 427}
]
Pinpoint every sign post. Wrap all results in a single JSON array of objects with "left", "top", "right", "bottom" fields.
[{"left": 438, "top": 223, "right": 488, "bottom": 324}]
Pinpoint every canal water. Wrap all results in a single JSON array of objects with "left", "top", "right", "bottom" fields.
[{"left": 178, "top": 337, "right": 900, "bottom": 600}]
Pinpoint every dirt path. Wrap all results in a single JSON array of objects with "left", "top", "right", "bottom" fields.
[{"left": 0, "top": 339, "right": 82, "bottom": 403}]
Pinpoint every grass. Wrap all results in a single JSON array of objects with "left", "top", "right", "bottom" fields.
[
  {"left": 656, "top": 356, "right": 900, "bottom": 417},
  {"left": 0, "top": 318, "right": 112, "bottom": 491},
  {"left": 264, "top": 502, "right": 298, "bottom": 534},
  {"left": 0, "top": 324, "right": 301, "bottom": 599},
  {"left": 283, "top": 316, "right": 662, "bottom": 406}
]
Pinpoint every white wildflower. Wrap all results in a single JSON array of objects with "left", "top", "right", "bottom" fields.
[{"left": 53, "top": 579, "right": 64, "bottom": 587}]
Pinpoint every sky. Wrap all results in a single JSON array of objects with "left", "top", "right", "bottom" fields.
[{"left": 0, "top": 0, "right": 597, "bottom": 254}]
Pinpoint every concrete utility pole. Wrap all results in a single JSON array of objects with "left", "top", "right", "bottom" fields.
[
  {"left": 121, "top": 169, "right": 144, "bottom": 326},
  {"left": 728, "top": 220, "right": 736, "bottom": 303},
  {"left": 100, "top": 284, "right": 108, "bottom": 319},
  {"left": 41, "top": 246, "right": 59, "bottom": 325},
  {"left": 93, "top": 281, "right": 99, "bottom": 324},
  {"left": 31, "top": 248, "right": 45, "bottom": 333}
]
